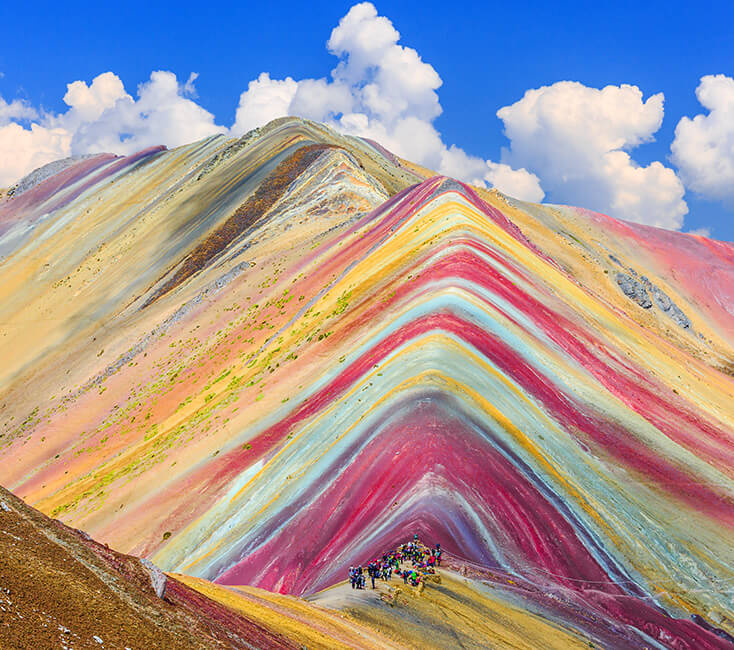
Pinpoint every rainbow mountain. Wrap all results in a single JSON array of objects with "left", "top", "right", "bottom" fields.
[{"left": 1, "top": 117, "right": 733, "bottom": 648}]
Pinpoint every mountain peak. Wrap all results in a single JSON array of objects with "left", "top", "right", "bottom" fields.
[{"left": 1, "top": 119, "right": 734, "bottom": 648}]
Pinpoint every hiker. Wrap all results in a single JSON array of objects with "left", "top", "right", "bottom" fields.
[{"left": 346, "top": 536, "right": 443, "bottom": 593}]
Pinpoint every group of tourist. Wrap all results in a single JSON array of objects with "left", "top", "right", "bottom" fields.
[{"left": 348, "top": 535, "right": 443, "bottom": 590}]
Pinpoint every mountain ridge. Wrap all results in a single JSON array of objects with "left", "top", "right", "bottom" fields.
[{"left": 1, "top": 116, "right": 733, "bottom": 648}]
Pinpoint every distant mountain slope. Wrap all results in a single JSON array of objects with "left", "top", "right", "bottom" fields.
[{"left": 1, "top": 117, "right": 733, "bottom": 648}]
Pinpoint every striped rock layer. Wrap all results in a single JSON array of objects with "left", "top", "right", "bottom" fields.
[{"left": 1, "top": 118, "right": 734, "bottom": 648}]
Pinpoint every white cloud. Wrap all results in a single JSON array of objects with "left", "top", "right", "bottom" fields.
[
  {"left": 497, "top": 81, "right": 687, "bottom": 228},
  {"left": 685, "top": 227, "right": 711, "bottom": 237},
  {"left": 485, "top": 161, "right": 545, "bottom": 203},
  {"left": 231, "top": 2, "right": 543, "bottom": 202},
  {"left": 0, "top": 2, "right": 710, "bottom": 230},
  {"left": 671, "top": 74, "right": 734, "bottom": 203},
  {"left": 60, "top": 71, "right": 129, "bottom": 124},
  {"left": 183, "top": 72, "right": 200, "bottom": 98},
  {"left": 232, "top": 72, "right": 299, "bottom": 135},
  {"left": 291, "top": 78, "right": 354, "bottom": 123},
  {"left": 0, "top": 122, "right": 71, "bottom": 187},
  {"left": 438, "top": 143, "right": 544, "bottom": 202},
  {"left": 65, "top": 71, "right": 225, "bottom": 156},
  {"left": 0, "top": 71, "right": 225, "bottom": 187},
  {"left": 0, "top": 95, "right": 37, "bottom": 126},
  {"left": 0, "top": 3, "right": 540, "bottom": 201}
]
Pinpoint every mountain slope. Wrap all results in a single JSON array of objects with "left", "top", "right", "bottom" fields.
[
  {"left": 2, "top": 486, "right": 624, "bottom": 649},
  {"left": 1, "top": 117, "right": 733, "bottom": 648},
  {"left": 0, "top": 486, "right": 297, "bottom": 649}
]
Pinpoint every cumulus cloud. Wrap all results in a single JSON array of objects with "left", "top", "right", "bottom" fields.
[
  {"left": 685, "top": 227, "right": 711, "bottom": 237},
  {"left": 0, "top": 1, "right": 707, "bottom": 230},
  {"left": 0, "top": 71, "right": 225, "bottom": 186},
  {"left": 65, "top": 71, "right": 225, "bottom": 155},
  {"left": 232, "top": 2, "right": 544, "bottom": 201},
  {"left": 0, "top": 95, "right": 37, "bottom": 125},
  {"left": 232, "top": 73, "right": 299, "bottom": 136},
  {"left": 0, "top": 2, "right": 539, "bottom": 201},
  {"left": 0, "top": 123, "right": 71, "bottom": 187},
  {"left": 438, "top": 144, "right": 544, "bottom": 202},
  {"left": 497, "top": 81, "right": 688, "bottom": 228},
  {"left": 671, "top": 74, "right": 734, "bottom": 203}
]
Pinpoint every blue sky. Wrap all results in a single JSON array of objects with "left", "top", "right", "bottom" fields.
[{"left": 1, "top": 1, "right": 732, "bottom": 240}]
